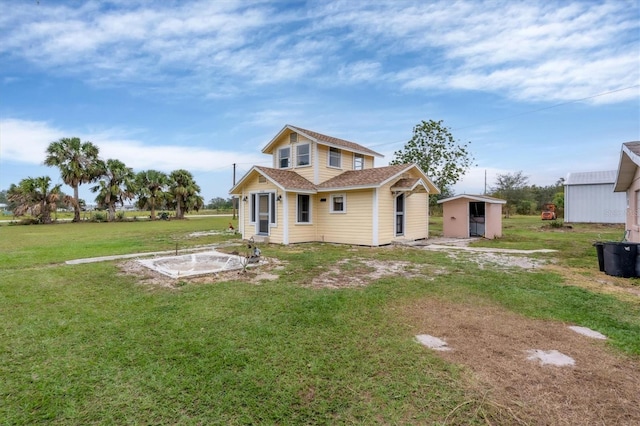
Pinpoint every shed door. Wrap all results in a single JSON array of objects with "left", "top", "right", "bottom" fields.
[{"left": 469, "top": 202, "right": 485, "bottom": 237}]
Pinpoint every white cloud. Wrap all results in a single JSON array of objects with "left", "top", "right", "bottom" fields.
[
  {"left": 0, "top": 0, "right": 638, "bottom": 103},
  {"left": 0, "top": 118, "right": 265, "bottom": 173}
]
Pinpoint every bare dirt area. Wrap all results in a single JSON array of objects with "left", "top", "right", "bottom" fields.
[
  {"left": 308, "top": 258, "right": 436, "bottom": 289},
  {"left": 545, "top": 264, "right": 640, "bottom": 302},
  {"left": 400, "top": 298, "right": 640, "bottom": 425}
]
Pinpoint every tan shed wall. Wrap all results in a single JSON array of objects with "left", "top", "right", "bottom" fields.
[
  {"left": 442, "top": 199, "right": 470, "bottom": 238},
  {"left": 625, "top": 167, "right": 640, "bottom": 243},
  {"left": 315, "top": 189, "right": 374, "bottom": 245},
  {"left": 484, "top": 203, "right": 503, "bottom": 239}
]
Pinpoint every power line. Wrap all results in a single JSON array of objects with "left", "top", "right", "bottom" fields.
[
  {"left": 454, "top": 84, "right": 640, "bottom": 131},
  {"left": 367, "top": 84, "right": 640, "bottom": 149}
]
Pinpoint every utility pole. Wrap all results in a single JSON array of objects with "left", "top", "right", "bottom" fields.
[
  {"left": 232, "top": 163, "right": 237, "bottom": 220},
  {"left": 484, "top": 170, "right": 487, "bottom": 195}
]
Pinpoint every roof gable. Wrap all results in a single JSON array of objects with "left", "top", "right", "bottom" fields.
[
  {"left": 317, "top": 163, "right": 439, "bottom": 193},
  {"left": 230, "top": 166, "right": 317, "bottom": 194},
  {"left": 614, "top": 141, "right": 640, "bottom": 192},
  {"left": 262, "top": 124, "right": 383, "bottom": 158}
]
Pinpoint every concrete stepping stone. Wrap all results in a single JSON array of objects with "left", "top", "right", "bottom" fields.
[
  {"left": 568, "top": 326, "right": 607, "bottom": 340},
  {"left": 415, "top": 334, "right": 452, "bottom": 351},
  {"left": 526, "top": 349, "right": 575, "bottom": 366}
]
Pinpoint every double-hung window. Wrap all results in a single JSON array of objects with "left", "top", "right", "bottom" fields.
[
  {"left": 354, "top": 153, "right": 364, "bottom": 170},
  {"left": 297, "top": 194, "right": 311, "bottom": 223},
  {"left": 279, "top": 147, "right": 290, "bottom": 168},
  {"left": 329, "top": 147, "right": 341, "bottom": 168},
  {"left": 297, "top": 144, "right": 310, "bottom": 167},
  {"left": 330, "top": 194, "right": 345, "bottom": 213}
]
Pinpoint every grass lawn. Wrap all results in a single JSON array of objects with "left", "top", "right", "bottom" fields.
[{"left": 1, "top": 216, "right": 638, "bottom": 424}]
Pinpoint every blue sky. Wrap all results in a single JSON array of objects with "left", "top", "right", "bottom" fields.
[{"left": 1, "top": 0, "right": 639, "bottom": 204}]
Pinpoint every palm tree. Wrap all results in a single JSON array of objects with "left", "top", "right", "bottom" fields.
[
  {"left": 168, "top": 169, "right": 204, "bottom": 219},
  {"left": 91, "top": 159, "right": 136, "bottom": 222},
  {"left": 135, "top": 170, "right": 168, "bottom": 220},
  {"left": 7, "top": 176, "right": 61, "bottom": 224},
  {"left": 44, "top": 137, "right": 102, "bottom": 222}
]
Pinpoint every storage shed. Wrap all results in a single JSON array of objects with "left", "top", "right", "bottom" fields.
[
  {"left": 564, "top": 170, "right": 626, "bottom": 224},
  {"left": 437, "top": 195, "right": 506, "bottom": 239}
]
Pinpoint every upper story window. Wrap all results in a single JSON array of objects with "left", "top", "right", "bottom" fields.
[
  {"left": 290, "top": 132, "right": 298, "bottom": 143},
  {"left": 297, "top": 144, "right": 310, "bottom": 167},
  {"left": 329, "top": 147, "right": 341, "bottom": 168},
  {"left": 354, "top": 153, "right": 364, "bottom": 170},
  {"left": 330, "top": 193, "right": 346, "bottom": 213},
  {"left": 279, "top": 147, "right": 290, "bottom": 169}
]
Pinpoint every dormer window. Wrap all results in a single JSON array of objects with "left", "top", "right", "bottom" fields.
[
  {"left": 296, "top": 144, "right": 310, "bottom": 166},
  {"left": 329, "top": 147, "right": 341, "bottom": 168},
  {"left": 354, "top": 153, "right": 364, "bottom": 170},
  {"left": 279, "top": 147, "right": 290, "bottom": 168}
]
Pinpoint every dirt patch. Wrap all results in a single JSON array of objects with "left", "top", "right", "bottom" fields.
[
  {"left": 447, "top": 250, "right": 549, "bottom": 270},
  {"left": 400, "top": 298, "right": 640, "bottom": 425},
  {"left": 308, "top": 258, "right": 429, "bottom": 289},
  {"left": 544, "top": 264, "right": 640, "bottom": 302}
]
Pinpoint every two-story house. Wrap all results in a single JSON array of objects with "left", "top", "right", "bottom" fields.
[{"left": 229, "top": 124, "right": 439, "bottom": 246}]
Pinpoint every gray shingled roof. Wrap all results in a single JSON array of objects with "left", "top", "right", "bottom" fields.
[{"left": 565, "top": 170, "right": 616, "bottom": 185}]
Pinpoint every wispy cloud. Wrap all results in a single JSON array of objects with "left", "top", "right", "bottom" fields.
[
  {"left": 0, "top": 118, "right": 265, "bottom": 173},
  {"left": 1, "top": 0, "right": 638, "bottom": 103}
]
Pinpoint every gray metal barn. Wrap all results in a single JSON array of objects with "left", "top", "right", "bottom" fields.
[{"left": 564, "top": 170, "right": 626, "bottom": 224}]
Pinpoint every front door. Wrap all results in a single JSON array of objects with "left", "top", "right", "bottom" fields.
[
  {"left": 258, "top": 194, "right": 270, "bottom": 235},
  {"left": 395, "top": 193, "right": 405, "bottom": 236}
]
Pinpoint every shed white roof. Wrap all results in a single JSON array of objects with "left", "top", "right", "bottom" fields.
[
  {"left": 437, "top": 194, "right": 506, "bottom": 204},
  {"left": 565, "top": 170, "right": 616, "bottom": 186}
]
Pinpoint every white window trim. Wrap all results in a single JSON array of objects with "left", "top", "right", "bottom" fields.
[
  {"left": 296, "top": 143, "right": 311, "bottom": 168},
  {"left": 249, "top": 191, "right": 277, "bottom": 226},
  {"left": 353, "top": 153, "right": 364, "bottom": 170},
  {"left": 328, "top": 147, "right": 342, "bottom": 169},
  {"left": 278, "top": 147, "right": 291, "bottom": 169},
  {"left": 295, "top": 194, "right": 313, "bottom": 224},
  {"left": 330, "top": 193, "right": 346, "bottom": 213}
]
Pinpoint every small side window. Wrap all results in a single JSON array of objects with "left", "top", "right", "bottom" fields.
[
  {"left": 297, "top": 144, "right": 310, "bottom": 167},
  {"left": 329, "top": 147, "right": 341, "bottom": 168},
  {"left": 354, "top": 154, "right": 364, "bottom": 170},
  {"left": 279, "top": 147, "right": 290, "bottom": 169},
  {"left": 330, "top": 194, "right": 345, "bottom": 213}
]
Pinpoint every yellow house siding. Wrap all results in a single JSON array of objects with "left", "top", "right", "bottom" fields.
[
  {"left": 269, "top": 135, "right": 316, "bottom": 182},
  {"left": 316, "top": 189, "right": 374, "bottom": 245},
  {"left": 377, "top": 183, "right": 395, "bottom": 245},
  {"left": 287, "top": 193, "right": 318, "bottom": 243},
  {"left": 239, "top": 175, "right": 283, "bottom": 244},
  {"left": 403, "top": 192, "right": 428, "bottom": 240}
]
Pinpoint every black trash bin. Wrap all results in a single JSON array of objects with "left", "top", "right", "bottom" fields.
[
  {"left": 593, "top": 242, "right": 605, "bottom": 272},
  {"left": 603, "top": 242, "right": 638, "bottom": 278}
]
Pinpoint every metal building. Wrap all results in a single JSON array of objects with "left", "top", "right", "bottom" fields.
[{"left": 564, "top": 170, "right": 626, "bottom": 224}]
